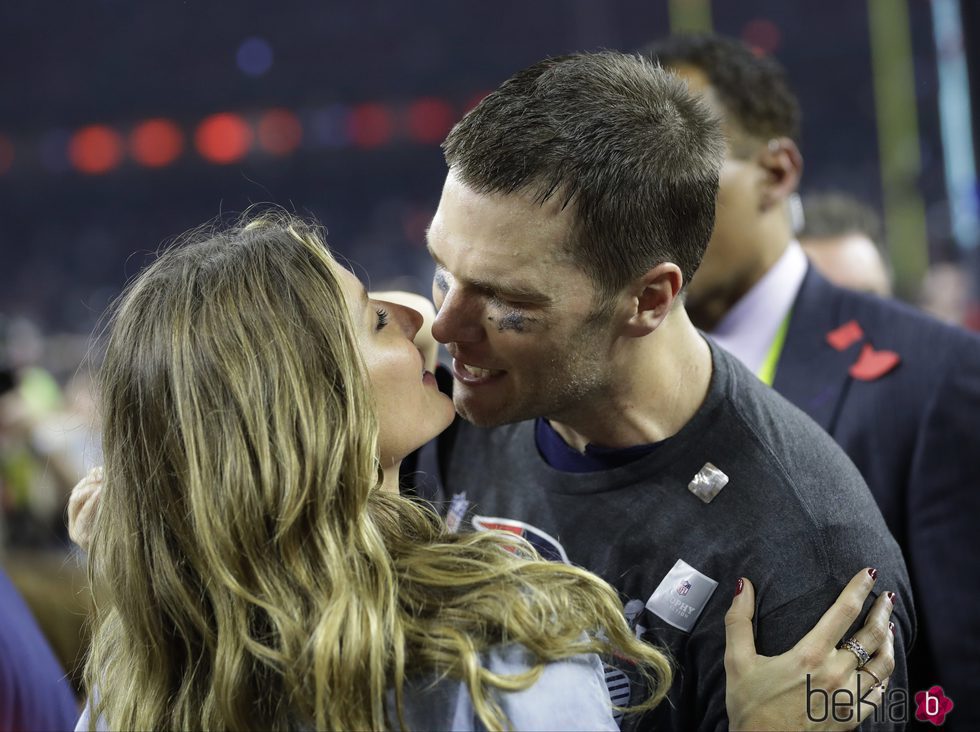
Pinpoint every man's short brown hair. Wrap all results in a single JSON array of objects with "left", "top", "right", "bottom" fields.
[
  {"left": 644, "top": 33, "right": 801, "bottom": 157},
  {"left": 442, "top": 52, "right": 725, "bottom": 301}
]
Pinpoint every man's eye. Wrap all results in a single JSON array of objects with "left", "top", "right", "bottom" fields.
[
  {"left": 375, "top": 307, "right": 389, "bottom": 331},
  {"left": 489, "top": 294, "right": 526, "bottom": 310}
]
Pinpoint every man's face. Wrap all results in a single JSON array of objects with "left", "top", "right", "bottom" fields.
[
  {"left": 670, "top": 64, "right": 770, "bottom": 315},
  {"left": 426, "top": 171, "right": 615, "bottom": 427},
  {"left": 801, "top": 233, "right": 892, "bottom": 297}
]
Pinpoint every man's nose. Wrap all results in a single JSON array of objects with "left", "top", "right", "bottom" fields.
[{"left": 431, "top": 288, "right": 484, "bottom": 345}]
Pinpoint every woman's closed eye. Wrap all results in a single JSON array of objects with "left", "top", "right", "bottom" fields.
[{"left": 375, "top": 307, "right": 389, "bottom": 331}]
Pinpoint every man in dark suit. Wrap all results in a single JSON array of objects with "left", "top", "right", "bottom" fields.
[{"left": 647, "top": 34, "right": 980, "bottom": 730}]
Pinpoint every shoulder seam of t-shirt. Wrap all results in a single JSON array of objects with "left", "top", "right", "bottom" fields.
[{"left": 718, "top": 348, "right": 833, "bottom": 577}]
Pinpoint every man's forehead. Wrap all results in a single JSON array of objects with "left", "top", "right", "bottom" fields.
[
  {"left": 429, "top": 175, "right": 576, "bottom": 261},
  {"left": 438, "top": 169, "right": 574, "bottom": 222}
]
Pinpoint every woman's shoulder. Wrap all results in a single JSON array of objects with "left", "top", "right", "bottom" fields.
[{"left": 394, "top": 645, "right": 617, "bottom": 731}]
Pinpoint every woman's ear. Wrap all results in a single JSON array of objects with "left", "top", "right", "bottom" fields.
[
  {"left": 757, "top": 137, "right": 803, "bottom": 212},
  {"left": 623, "top": 263, "right": 683, "bottom": 337}
]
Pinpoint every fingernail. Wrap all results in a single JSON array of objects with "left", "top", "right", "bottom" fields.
[
  {"left": 734, "top": 578, "right": 744, "bottom": 596},
  {"left": 889, "top": 621, "right": 895, "bottom": 635},
  {"left": 868, "top": 567, "right": 879, "bottom": 581},
  {"left": 887, "top": 592, "right": 897, "bottom": 605}
]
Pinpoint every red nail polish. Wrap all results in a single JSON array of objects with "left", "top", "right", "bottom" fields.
[
  {"left": 887, "top": 592, "right": 897, "bottom": 604},
  {"left": 868, "top": 567, "right": 879, "bottom": 581},
  {"left": 735, "top": 578, "right": 744, "bottom": 596}
]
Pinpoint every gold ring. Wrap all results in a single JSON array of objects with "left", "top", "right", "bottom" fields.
[{"left": 862, "top": 667, "right": 882, "bottom": 690}]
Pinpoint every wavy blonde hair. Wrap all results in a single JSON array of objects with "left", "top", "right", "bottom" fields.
[{"left": 84, "top": 211, "right": 672, "bottom": 731}]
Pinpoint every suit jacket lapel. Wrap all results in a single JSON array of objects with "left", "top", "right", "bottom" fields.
[{"left": 773, "top": 267, "right": 858, "bottom": 433}]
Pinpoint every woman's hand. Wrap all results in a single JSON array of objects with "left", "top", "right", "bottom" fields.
[
  {"left": 725, "top": 568, "right": 896, "bottom": 731},
  {"left": 68, "top": 466, "right": 103, "bottom": 552}
]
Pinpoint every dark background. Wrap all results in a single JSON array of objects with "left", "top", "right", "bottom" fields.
[{"left": 0, "top": 0, "right": 976, "bottom": 336}]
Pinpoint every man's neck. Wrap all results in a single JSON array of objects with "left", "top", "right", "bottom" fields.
[
  {"left": 689, "top": 222, "right": 792, "bottom": 331},
  {"left": 709, "top": 240, "right": 809, "bottom": 376},
  {"left": 547, "top": 307, "right": 713, "bottom": 452}
]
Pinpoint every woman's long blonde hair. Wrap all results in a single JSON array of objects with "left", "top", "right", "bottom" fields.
[{"left": 84, "top": 211, "right": 672, "bottom": 730}]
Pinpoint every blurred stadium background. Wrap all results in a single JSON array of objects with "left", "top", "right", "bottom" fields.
[{"left": 1, "top": 0, "right": 978, "bottom": 342}]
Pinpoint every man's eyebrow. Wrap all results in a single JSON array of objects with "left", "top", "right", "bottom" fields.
[
  {"left": 439, "top": 264, "right": 549, "bottom": 302},
  {"left": 427, "top": 236, "right": 549, "bottom": 302},
  {"left": 479, "top": 278, "right": 550, "bottom": 302}
]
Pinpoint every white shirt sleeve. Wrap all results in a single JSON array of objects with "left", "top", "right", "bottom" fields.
[{"left": 484, "top": 645, "right": 618, "bottom": 731}]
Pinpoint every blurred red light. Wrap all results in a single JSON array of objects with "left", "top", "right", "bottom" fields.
[
  {"left": 742, "top": 19, "right": 782, "bottom": 55},
  {"left": 0, "top": 135, "right": 13, "bottom": 175},
  {"left": 194, "top": 113, "right": 253, "bottom": 164},
  {"left": 130, "top": 118, "right": 184, "bottom": 168},
  {"left": 407, "top": 98, "right": 455, "bottom": 144},
  {"left": 348, "top": 104, "right": 393, "bottom": 149},
  {"left": 69, "top": 125, "right": 124, "bottom": 174},
  {"left": 257, "top": 109, "right": 303, "bottom": 156}
]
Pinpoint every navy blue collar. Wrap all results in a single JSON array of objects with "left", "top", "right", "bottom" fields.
[{"left": 534, "top": 418, "right": 666, "bottom": 473}]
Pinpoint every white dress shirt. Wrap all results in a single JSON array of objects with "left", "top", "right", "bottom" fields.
[{"left": 709, "top": 240, "right": 809, "bottom": 376}]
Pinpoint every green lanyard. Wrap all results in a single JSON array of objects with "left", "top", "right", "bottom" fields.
[{"left": 757, "top": 311, "right": 792, "bottom": 386}]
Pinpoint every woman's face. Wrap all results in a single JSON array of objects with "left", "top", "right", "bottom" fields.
[{"left": 333, "top": 264, "right": 456, "bottom": 467}]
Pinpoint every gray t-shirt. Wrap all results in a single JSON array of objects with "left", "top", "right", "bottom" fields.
[{"left": 406, "top": 341, "right": 914, "bottom": 732}]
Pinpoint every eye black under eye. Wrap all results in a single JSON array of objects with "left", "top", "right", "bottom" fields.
[
  {"left": 375, "top": 307, "right": 389, "bottom": 330},
  {"left": 434, "top": 270, "right": 450, "bottom": 293}
]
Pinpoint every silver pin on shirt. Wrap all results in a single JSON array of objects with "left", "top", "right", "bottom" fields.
[{"left": 687, "top": 462, "right": 729, "bottom": 503}]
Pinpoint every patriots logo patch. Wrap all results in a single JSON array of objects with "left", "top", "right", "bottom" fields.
[{"left": 471, "top": 515, "right": 570, "bottom": 564}]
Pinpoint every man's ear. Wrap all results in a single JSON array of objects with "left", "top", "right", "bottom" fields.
[
  {"left": 623, "top": 263, "right": 683, "bottom": 337},
  {"left": 757, "top": 137, "right": 803, "bottom": 212}
]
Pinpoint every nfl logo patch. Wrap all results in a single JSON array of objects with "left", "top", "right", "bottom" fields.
[{"left": 676, "top": 580, "right": 692, "bottom": 596}]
